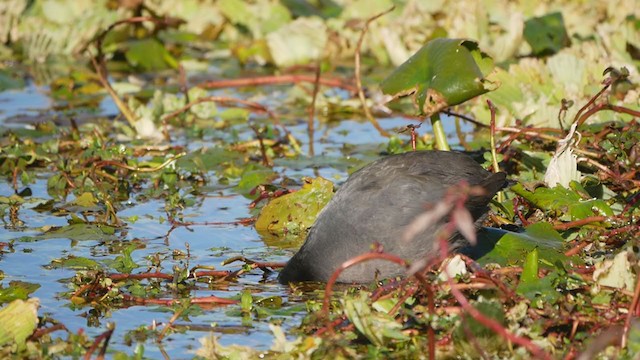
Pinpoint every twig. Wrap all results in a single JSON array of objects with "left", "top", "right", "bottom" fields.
[
  {"left": 553, "top": 216, "right": 609, "bottom": 231},
  {"left": 158, "top": 307, "right": 184, "bottom": 342},
  {"left": 354, "top": 7, "right": 394, "bottom": 137},
  {"left": 197, "top": 74, "right": 357, "bottom": 93},
  {"left": 442, "top": 110, "right": 490, "bottom": 128},
  {"left": 84, "top": 325, "right": 115, "bottom": 360}
]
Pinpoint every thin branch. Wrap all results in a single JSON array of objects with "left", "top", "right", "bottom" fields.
[{"left": 354, "top": 7, "right": 395, "bottom": 137}]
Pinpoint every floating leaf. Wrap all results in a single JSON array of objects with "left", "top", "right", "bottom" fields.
[
  {"left": 255, "top": 177, "right": 334, "bottom": 236},
  {"left": 234, "top": 164, "right": 278, "bottom": 197},
  {"left": 523, "top": 12, "right": 570, "bottom": 56},
  {"left": 381, "top": 38, "right": 497, "bottom": 116},
  {"left": 105, "top": 243, "right": 140, "bottom": 274},
  {"left": 48, "top": 255, "right": 102, "bottom": 270},
  {"left": 474, "top": 223, "right": 569, "bottom": 267},
  {"left": 17, "top": 223, "right": 118, "bottom": 242},
  {"left": 0, "top": 281, "right": 40, "bottom": 304}
]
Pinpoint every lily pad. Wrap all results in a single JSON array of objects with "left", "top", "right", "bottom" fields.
[
  {"left": 380, "top": 38, "right": 497, "bottom": 116},
  {"left": 255, "top": 177, "right": 334, "bottom": 236}
]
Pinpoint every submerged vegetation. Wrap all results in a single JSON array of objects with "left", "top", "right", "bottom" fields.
[{"left": 0, "top": 0, "right": 639, "bottom": 358}]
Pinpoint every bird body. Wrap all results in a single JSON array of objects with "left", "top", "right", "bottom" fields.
[{"left": 278, "top": 151, "right": 507, "bottom": 284}]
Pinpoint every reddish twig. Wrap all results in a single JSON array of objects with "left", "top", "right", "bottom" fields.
[
  {"left": 197, "top": 74, "right": 357, "bottom": 93},
  {"left": 161, "top": 96, "right": 278, "bottom": 123},
  {"left": 553, "top": 216, "right": 609, "bottom": 231},
  {"left": 84, "top": 326, "right": 114, "bottom": 360},
  {"left": 29, "top": 323, "right": 69, "bottom": 341},
  {"left": 121, "top": 294, "right": 237, "bottom": 306},
  {"left": 321, "top": 251, "right": 408, "bottom": 324}
]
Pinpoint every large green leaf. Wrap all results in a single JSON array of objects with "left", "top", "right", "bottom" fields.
[
  {"left": 380, "top": 38, "right": 497, "bottom": 116},
  {"left": 475, "top": 223, "right": 569, "bottom": 267},
  {"left": 125, "top": 38, "right": 178, "bottom": 71},
  {"left": 523, "top": 12, "right": 570, "bottom": 56},
  {"left": 255, "top": 177, "right": 334, "bottom": 237},
  {"left": 511, "top": 182, "right": 614, "bottom": 222}
]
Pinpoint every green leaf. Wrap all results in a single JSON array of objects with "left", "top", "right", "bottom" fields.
[
  {"left": 0, "top": 282, "right": 40, "bottom": 304},
  {"left": 342, "top": 292, "right": 408, "bottom": 346},
  {"left": 516, "top": 271, "right": 562, "bottom": 306},
  {"left": 380, "top": 38, "right": 497, "bottom": 116},
  {"left": 17, "top": 223, "right": 118, "bottom": 242},
  {"left": 48, "top": 255, "right": 102, "bottom": 270},
  {"left": 453, "top": 299, "right": 506, "bottom": 347},
  {"left": 106, "top": 243, "right": 140, "bottom": 274},
  {"left": 255, "top": 177, "right": 334, "bottom": 236},
  {"left": 511, "top": 182, "right": 614, "bottom": 221},
  {"left": 0, "top": 298, "right": 39, "bottom": 351},
  {"left": 218, "top": 0, "right": 253, "bottom": 26},
  {"left": 475, "top": 223, "right": 569, "bottom": 267},
  {"left": 520, "top": 248, "right": 539, "bottom": 284},
  {"left": 125, "top": 39, "right": 178, "bottom": 71},
  {"left": 523, "top": 12, "right": 570, "bottom": 56},
  {"left": 234, "top": 164, "right": 278, "bottom": 197}
]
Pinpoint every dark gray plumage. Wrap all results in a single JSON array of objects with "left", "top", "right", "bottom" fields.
[{"left": 278, "top": 150, "right": 507, "bottom": 284}]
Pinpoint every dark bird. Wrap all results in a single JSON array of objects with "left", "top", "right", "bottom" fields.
[{"left": 278, "top": 150, "right": 507, "bottom": 284}]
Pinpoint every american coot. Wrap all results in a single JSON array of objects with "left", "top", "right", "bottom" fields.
[{"left": 278, "top": 151, "right": 507, "bottom": 284}]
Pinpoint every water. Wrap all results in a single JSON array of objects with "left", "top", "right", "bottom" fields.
[{"left": 0, "top": 77, "right": 470, "bottom": 358}]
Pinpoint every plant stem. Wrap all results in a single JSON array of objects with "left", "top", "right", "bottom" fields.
[{"left": 430, "top": 113, "right": 450, "bottom": 151}]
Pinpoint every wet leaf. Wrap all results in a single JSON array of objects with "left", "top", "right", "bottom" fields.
[
  {"left": 0, "top": 281, "right": 40, "bottom": 304},
  {"left": 0, "top": 298, "right": 39, "bottom": 351},
  {"left": 381, "top": 38, "right": 497, "bottom": 116},
  {"left": 475, "top": 223, "right": 569, "bottom": 267},
  {"left": 48, "top": 255, "right": 102, "bottom": 270},
  {"left": 511, "top": 182, "right": 614, "bottom": 222},
  {"left": 523, "top": 12, "right": 570, "bottom": 56},
  {"left": 17, "top": 223, "right": 118, "bottom": 242},
  {"left": 234, "top": 165, "right": 278, "bottom": 197},
  {"left": 106, "top": 243, "right": 140, "bottom": 274},
  {"left": 255, "top": 177, "right": 334, "bottom": 236}
]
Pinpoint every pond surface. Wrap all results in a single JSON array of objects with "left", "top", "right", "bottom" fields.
[{"left": 0, "top": 76, "right": 469, "bottom": 358}]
